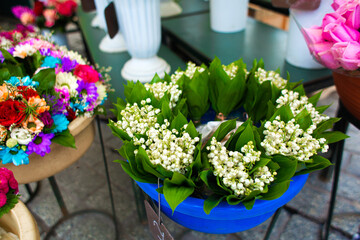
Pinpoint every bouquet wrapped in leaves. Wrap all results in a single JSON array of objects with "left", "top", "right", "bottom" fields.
[{"left": 110, "top": 57, "right": 347, "bottom": 213}]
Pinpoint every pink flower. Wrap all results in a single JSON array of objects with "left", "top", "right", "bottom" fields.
[
  {"left": 74, "top": 65, "right": 99, "bottom": 83},
  {"left": 313, "top": 42, "right": 341, "bottom": 69},
  {"left": 8, "top": 178, "right": 18, "bottom": 194},
  {"left": 322, "top": 12, "right": 346, "bottom": 27},
  {"left": 331, "top": 41, "right": 360, "bottom": 70},
  {"left": 331, "top": 0, "right": 348, "bottom": 11},
  {"left": 0, "top": 175, "right": 8, "bottom": 192},
  {"left": 322, "top": 22, "right": 360, "bottom": 42},
  {"left": 345, "top": 4, "right": 360, "bottom": 29},
  {"left": 11, "top": 6, "right": 34, "bottom": 19},
  {"left": 43, "top": 9, "right": 58, "bottom": 28},
  {"left": 20, "top": 12, "right": 35, "bottom": 25},
  {"left": 0, "top": 193, "right": 6, "bottom": 208}
]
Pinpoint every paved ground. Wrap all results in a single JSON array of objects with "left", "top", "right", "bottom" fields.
[{"left": 1, "top": 16, "right": 359, "bottom": 240}]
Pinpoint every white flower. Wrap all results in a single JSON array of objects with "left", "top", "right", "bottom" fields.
[
  {"left": 261, "top": 117, "right": 328, "bottom": 161},
  {"left": 95, "top": 81, "right": 107, "bottom": 104},
  {"left": 55, "top": 72, "right": 79, "bottom": 97},
  {"left": 255, "top": 68, "right": 287, "bottom": 89},
  {"left": 207, "top": 138, "right": 275, "bottom": 197},
  {"left": 276, "top": 89, "right": 330, "bottom": 125},
  {"left": 171, "top": 62, "right": 206, "bottom": 83},
  {"left": 222, "top": 63, "right": 239, "bottom": 79},
  {"left": 144, "top": 82, "right": 182, "bottom": 109},
  {"left": 64, "top": 50, "right": 86, "bottom": 65},
  {"left": 10, "top": 128, "right": 33, "bottom": 145},
  {"left": 12, "top": 44, "right": 37, "bottom": 58}
]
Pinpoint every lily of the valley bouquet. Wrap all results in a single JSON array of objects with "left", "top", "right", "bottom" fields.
[
  {"left": 302, "top": 0, "right": 360, "bottom": 71},
  {"left": 0, "top": 33, "right": 111, "bottom": 166},
  {"left": 109, "top": 57, "right": 347, "bottom": 214},
  {"left": 12, "top": 0, "right": 77, "bottom": 32}
]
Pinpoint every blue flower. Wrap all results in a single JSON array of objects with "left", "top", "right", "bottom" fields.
[
  {"left": 41, "top": 56, "right": 61, "bottom": 68},
  {"left": 70, "top": 101, "right": 89, "bottom": 112},
  {"left": 5, "top": 76, "right": 39, "bottom": 88},
  {"left": 0, "top": 146, "right": 29, "bottom": 166},
  {"left": 51, "top": 114, "right": 69, "bottom": 134}
]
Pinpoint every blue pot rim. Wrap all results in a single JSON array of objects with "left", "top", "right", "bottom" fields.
[{"left": 137, "top": 174, "right": 308, "bottom": 220}]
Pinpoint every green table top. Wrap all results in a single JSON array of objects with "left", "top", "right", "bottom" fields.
[
  {"left": 166, "top": 0, "right": 209, "bottom": 18},
  {"left": 77, "top": 9, "right": 186, "bottom": 103},
  {"left": 162, "top": 12, "right": 332, "bottom": 88}
]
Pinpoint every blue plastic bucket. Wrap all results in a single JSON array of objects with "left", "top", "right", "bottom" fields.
[{"left": 137, "top": 174, "right": 308, "bottom": 234}]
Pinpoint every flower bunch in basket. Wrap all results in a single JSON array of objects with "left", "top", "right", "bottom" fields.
[
  {"left": 0, "top": 168, "right": 19, "bottom": 218},
  {"left": 12, "top": 0, "right": 77, "bottom": 31},
  {"left": 0, "top": 33, "right": 111, "bottom": 166},
  {"left": 302, "top": 0, "right": 360, "bottom": 71},
  {"left": 109, "top": 57, "right": 347, "bottom": 214}
]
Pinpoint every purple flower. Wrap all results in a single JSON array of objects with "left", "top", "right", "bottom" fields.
[
  {"left": 39, "top": 48, "right": 52, "bottom": 56},
  {"left": 0, "top": 52, "right": 4, "bottom": 63},
  {"left": 61, "top": 57, "right": 78, "bottom": 72},
  {"left": 26, "top": 132, "right": 55, "bottom": 157},
  {"left": 77, "top": 80, "right": 99, "bottom": 111},
  {"left": 43, "top": 93, "right": 67, "bottom": 115},
  {"left": 7, "top": 48, "right": 15, "bottom": 55},
  {"left": 38, "top": 111, "right": 54, "bottom": 128},
  {"left": 11, "top": 6, "right": 34, "bottom": 18}
]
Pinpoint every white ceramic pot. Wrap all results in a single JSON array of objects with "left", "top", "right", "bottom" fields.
[
  {"left": 160, "top": 0, "right": 182, "bottom": 18},
  {"left": 0, "top": 201, "right": 40, "bottom": 240},
  {"left": 115, "top": 0, "right": 170, "bottom": 82},
  {"left": 2, "top": 117, "right": 95, "bottom": 184},
  {"left": 210, "top": 0, "right": 249, "bottom": 33},
  {"left": 285, "top": 13, "right": 324, "bottom": 69},
  {"left": 41, "top": 29, "right": 68, "bottom": 47},
  {"left": 91, "top": 0, "right": 108, "bottom": 29}
]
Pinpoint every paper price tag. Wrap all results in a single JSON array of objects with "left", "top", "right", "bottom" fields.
[
  {"left": 104, "top": 2, "right": 119, "bottom": 38},
  {"left": 144, "top": 200, "right": 174, "bottom": 240},
  {"left": 81, "top": 0, "right": 96, "bottom": 12},
  {"left": 272, "top": 0, "right": 320, "bottom": 10}
]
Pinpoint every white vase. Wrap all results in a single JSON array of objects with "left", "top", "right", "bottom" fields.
[
  {"left": 285, "top": 13, "right": 324, "bottom": 69},
  {"left": 41, "top": 29, "right": 68, "bottom": 47},
  {"left": 91, "top": 0, "right": 108, "bottom": 29},
  {"left": 210, "top": 0, "right": 249, "bottom": 33},
  {"left": 160, "top": 0, "right": 182, "bottom": 18},
  {"left": 114, "top": 0, "right": 170, "bottom": 82}
]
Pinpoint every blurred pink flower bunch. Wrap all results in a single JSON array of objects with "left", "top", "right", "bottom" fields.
[
  {"left": 12, "top": 0, "right": 77, "bottom": 29},
  {"left": 0, "top": 168, "right": 18, "bottom": 208},
  {"left": 303, "top": 0, "right": 360, "bottom": 70}
]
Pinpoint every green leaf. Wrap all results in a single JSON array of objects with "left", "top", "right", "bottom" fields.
[
  {"left": 120, "top": 161, "right": 157, "bottom": 183},
  {"left": 163, "top": 172, "right": 195, "bottom": 213},
  {"left": 0, "top": 49, "right": 18, "bottom": 64},
  {"left": 51, "top": 129, "right": 76, "bottom": 148},
  {"left": 204, "top": 119, "right": 237, "bottom": 148},
  {"left": 0, "top": 190, "right": 19, "bottom": 218},
  {"left": 0, "top": 68, "right": 10, "bottom": 82},
  {"left": 249, "top": 157, "right": 271, "bottom": 174},
  {"left": 242, "top": 199, "right": 256, "bottom": 210},
  {"left": 313, "top": 118, "right": 340, "bottom": 136},
  {"left": 203, "top": 194, "right": 225, "bottom": 214},
  {"left": 296, "top": 155, "right": 332, "bottom": 175},
  {"left": 170, "top": 112, "right": 188, "bottom": 131},
  {"left": 308, "top": 91, "right": 322, "bottom": 106},
  {"left": 235, "top": 121, "right": 255, "bottom": 150},
  {"left": 226, "top": 195, "right": 242, "bottom": 205},
  {"left": 271, "top": 155, "right": 297, "bottom": 183},
  {"left": 295, "top": 108, "right": 312, "bottom": 131},
  {"left": 261, "top": 180, "right": 291, "bottom": 200},
  {"left": 185, "top": 121, "right": 199, "bottom": 139},
  {"left": 317, "top": 131, "right": 349, "bottom": 144},
  {"left": 32, "top": 68, "right": 56, "bottom": 95},
  {"left": 108, "top": 120, "right": 132, "bottom": 141}
]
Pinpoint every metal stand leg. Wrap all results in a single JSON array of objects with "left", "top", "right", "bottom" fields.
[
  {"left": 322, "top": 105, "right": 349, "bottom": 240},
  {"left": 263, "top": 208, "right": 282, "bottom": 240},
  {"left": 45, "top": 176, "right": 117, "bottom": 239},
  {"left": 96, "top": 116, "right": 120, "bottom": 237},
  {"left": 23, "top": 182, "right": 41, "bottom": 204}
]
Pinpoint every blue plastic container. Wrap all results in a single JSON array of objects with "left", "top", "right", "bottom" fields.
[{"left": 137, "top": 174, "right": 308, "bottom": 234}]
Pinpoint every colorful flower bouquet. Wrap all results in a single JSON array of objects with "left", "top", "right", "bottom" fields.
[
  {"left": 0, "top": 34, "right": 111, "bottom": 166},
  {"left": 0, "top": 168, "right": 19, "bottom": 218},
  {"left": 12, "top": 0, "right": 78, "bottom": 32},
  {"left": 109, "top": 57, "right": 347, "bottom": 215}
]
